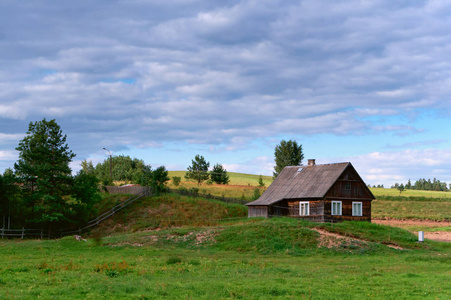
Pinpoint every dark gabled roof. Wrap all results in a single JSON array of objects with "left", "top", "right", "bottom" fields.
[{"left": 247, "top": 162, "right": 355, "bottom": 206}]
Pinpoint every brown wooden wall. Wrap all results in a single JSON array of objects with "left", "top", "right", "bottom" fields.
[
  {"left": 271, "top": 198, "right": 371, "bottom": 222},
  {"left": 247, "top": 206, "right": 268, "bottom": 218},
  {"left": 325, "top": 166, "right": 373, "bottom": 200},
  {"left": 323, "top": 199, "right": 371, "bottom": 222}
]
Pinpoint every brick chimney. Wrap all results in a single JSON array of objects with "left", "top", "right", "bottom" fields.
[{"left": 308, "top": 159, "right": 316, "bottom": 166}]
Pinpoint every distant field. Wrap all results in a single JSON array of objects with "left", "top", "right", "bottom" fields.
[
  {"left": 167, "top": 171, "right": 272, "bottom": 199},
  {"left": 371, "top": 187, "right": 450, "bottom": 198},
  {"left": 372, "top": 199, "right": 451, "bottom": 221},
  {"left": 168, "top": 171, "right": 273, "bottom": 186}
]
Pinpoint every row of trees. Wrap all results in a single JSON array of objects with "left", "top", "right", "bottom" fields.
[
  {"left": 391, "top": 178, "right": 449, "bottom": 192},
  {"left": 185, "top": 155, "right": 230, "bottom": 185}
]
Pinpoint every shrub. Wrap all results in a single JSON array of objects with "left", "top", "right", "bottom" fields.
[
  {"left": 252, "top": 188, "right": 261, "bottom": 200},
  {"left": 172, "top": 176, "right": 181, "bottom": 187}
]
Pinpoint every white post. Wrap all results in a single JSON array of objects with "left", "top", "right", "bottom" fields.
[{"left": 418, "top": 231, "right": 424, "bottom": 242}]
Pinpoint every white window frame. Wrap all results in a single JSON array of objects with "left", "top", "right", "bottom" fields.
[
  {"left": 331, "top": 201, "right": 342, "bottom": 216},
  {"left": 352, "top": 202, "right": 362, "bottom": 216},
  {"left": 299, "top": 202, "right": 310, "bottom": 216}
]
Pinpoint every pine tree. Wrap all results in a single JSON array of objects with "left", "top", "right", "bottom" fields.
[
  {"left": 273, "top": 140, "right": 304, "bottom": 178},
  {"left": 210, "top": 164, "right": 230, "bottom": 185},
  {"left": 185, "top": 155, "right": 210, "bottom": 185},
  {"left": 14, "top": 119, "right": 76, "bottom": 237}
]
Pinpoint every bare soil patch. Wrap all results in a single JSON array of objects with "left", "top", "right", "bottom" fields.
[
  {"left": 312, "top": 228, "right": 403, "bottom": 250},
  {"left": 373, "top": 219, "right": 451, "bottom": 242}
]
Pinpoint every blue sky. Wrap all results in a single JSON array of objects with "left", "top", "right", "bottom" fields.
[{"left": 1, "top": 0, "right": 450, "bottom": 187}]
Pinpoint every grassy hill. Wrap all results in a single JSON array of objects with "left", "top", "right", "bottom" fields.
[
  {"left": 1, "top": 211, "right": 450, "bottom": 298},
  {"left": 1, "top": 174, "right": 450, "bottom": 298}
]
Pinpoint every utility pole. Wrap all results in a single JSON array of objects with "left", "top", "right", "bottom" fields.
[{"left": 103, "top": 148, "right": 112, "bottom": 180}]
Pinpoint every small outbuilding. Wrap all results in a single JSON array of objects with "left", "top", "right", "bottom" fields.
[{"left": 246, "top": 159, "right": 375, "bottom": 222}]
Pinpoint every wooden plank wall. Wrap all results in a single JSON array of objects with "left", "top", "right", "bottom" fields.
[{"left": 248, "top": 206, "right": 268, "bottom": 218}]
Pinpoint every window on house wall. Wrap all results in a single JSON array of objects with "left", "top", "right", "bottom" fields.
[
  {"left": 299, "top": 202, "right": 309, "bottom": 216},
  {"left": 332, "top": 201, "right": 342, "bottom": 215},
  {"left": 345, "top": 183, "right": 351, "bottom": 190},
  {"left": 352, "top": 202, "right": 362, "bottom": 216}
]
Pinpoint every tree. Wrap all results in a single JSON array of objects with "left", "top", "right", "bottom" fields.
[
  {"left": 251, "top": 188, "right": 261, "bottom": 200},
  {"left": 140, "top": 165, "right": 170, "bottom": 194},
  {"left": 80, "top": 160, "right": 95, "bottom": 175},
  {"left": 257, "top": 175, "right": 265, "bottom": 187},
  {"left": 94, "top": 155, "right": 146, "bottom": 184},
  {"left": 397, "top": 184, "right": 405, "bottom": 195},
  {"left": 273, "top": 139, "right": 304, "bottom": 178},
  {"left": 185, "top": 155, "right": 210, "bottom": 185},
  {"left": 172, "top": 176, "right": 181, "bottom": 187},
  {"left": 0, "top": 169, "right": 21, "bottom": 229},
  {"left": 151, "top": 166, "right": 170, "bottom": 194},
  {"left": 71, "top": 170, "right": 101, "bottom": 225},
  {"left": 210, "top": 164, "right": 230, "bottom": 185},
  {"left": 14, "top": 119, "right": 76, "bottom": 236}
]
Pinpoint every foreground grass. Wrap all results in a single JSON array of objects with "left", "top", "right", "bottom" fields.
[{"left": 1, "top": 218, "right": 450, "bottom": 299}]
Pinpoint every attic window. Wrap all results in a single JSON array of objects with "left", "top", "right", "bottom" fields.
[{"left": 345, "top": 183, "right": 351, "bottom": 190}]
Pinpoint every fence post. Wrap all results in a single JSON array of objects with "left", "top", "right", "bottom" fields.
[
  {"left": 41, "top": 228, "right": 43, "bottom": 240},
  {"left": 1, "top": 227, "right": 3, "bottom": 239},
  {"left": 22, "top": 227, "right": 25, "bottom": 239}
]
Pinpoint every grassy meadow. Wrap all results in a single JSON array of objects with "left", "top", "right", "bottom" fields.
[
  {"left": 1, "top": 217, "right": 450, "bottom": 299},
  {"left": 371, "top": 187, "right": 451, "bottom": 199},
  {"left": 1, "top": 173, "right": 450, "bottom": 298}
]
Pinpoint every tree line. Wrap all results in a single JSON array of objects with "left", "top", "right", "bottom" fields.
[{"left": 391, "top": 178, "right": 450, "bottom": 192}]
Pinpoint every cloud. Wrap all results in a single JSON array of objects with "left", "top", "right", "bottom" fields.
[
  {"left": 223, "top": 156, "right": 275, "bottom": 176},
  {"left": 0, "top": 0, "right": 450, "bottom": 181},
  {"left": 345, "top": 149, "right": 451, "bottom": 187}
]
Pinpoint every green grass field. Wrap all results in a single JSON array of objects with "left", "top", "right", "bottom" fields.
[
  {"left": 1, "top": 217, "right": 450, "bottom": 299},
  {"left": 371, "top": 187, "right": 450, "bottom": 198},
  {"left": 168, "top": 171, "right": 273, "bottom": 186}
]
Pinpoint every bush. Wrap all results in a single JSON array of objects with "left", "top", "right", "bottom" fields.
[
  {"left": 252, "top": 188, "right": 261, "bottom": 200},
  {"left": 172, "top": 176, "right": 181, "bottom": 187}
]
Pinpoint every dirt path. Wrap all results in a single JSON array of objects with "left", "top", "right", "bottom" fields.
[{"left": 373, "top": 219, "right": 451, "bottom": 242}]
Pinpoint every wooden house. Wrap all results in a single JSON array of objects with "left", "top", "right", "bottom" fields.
[{"left": 246, "top": 159, "right": 375, "bottom": 222}]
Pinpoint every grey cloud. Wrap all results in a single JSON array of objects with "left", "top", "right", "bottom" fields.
[{"left": 0, "top": 0, "right": 450, "bottom": 164}]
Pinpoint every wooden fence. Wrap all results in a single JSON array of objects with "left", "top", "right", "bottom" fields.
[
  {"left": 104, "top": 185, "right": 149, "bottom": 195},
  {"left": 1, "top": 228, "right": 44, "bottom": 239}
]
